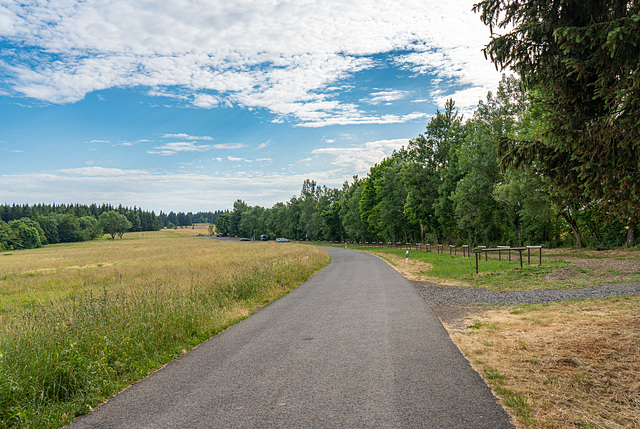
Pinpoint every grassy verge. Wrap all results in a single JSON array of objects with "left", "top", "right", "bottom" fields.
[
  {"left": 334, "top": 245, "right": 640, "bottom": 292},
  {"left": 0, "top": 229, "right": 330, "bottom": 428},
  {"left": 344, "top": 244, "right": 640, "bottom": 428}
]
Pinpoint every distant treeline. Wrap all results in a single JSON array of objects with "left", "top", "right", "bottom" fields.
[
  {"left": 0, "top": 203, "right": 162, "bottom": 251},
  {"left": 0, "top": 204, "right": 229, "bottom": 251},
  {"left": 157, "top": 210, "right": 226, "bottom": 228}
]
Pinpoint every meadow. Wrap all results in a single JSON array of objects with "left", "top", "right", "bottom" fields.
[{"left": 0, "top": 227, "right": 330, "bottom": 428}]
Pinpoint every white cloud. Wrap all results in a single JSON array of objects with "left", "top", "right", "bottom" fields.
[
  {"left": 313, "top": 138, "right": 409, "bottom": 172},
  {"left": 364, "top": 90, "right": 410, "bottom": 105},
  {"left": 148, "top": 141, "right": 214, "bottom": 155},
  {"left": 257, "top": 141, "right": 271, "bottom": 150},
  {"left": 0, "top": 0, "right": 500, "bottom": 124},
  {"left": 298, "top": 111, "right": 428, "bottom": 128},
  {"left": 192, "top": 93, "right": 219, "bottom": 108},
  {"left": 2, "top": 166, "right": 338, "bottom": 211},
  {"left": 162, "top": 133, "right": 213, "bottom": 141},
  {"left": 56, "top": 166, "right": 149, "bottom": 177},
  {"left": 211, "top": 143, "right": 246, "bottom": 149}
]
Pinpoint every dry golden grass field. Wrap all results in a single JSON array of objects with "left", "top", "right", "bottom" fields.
[{"left": 0, "top": 226, "right": 330, "bottom": 428}]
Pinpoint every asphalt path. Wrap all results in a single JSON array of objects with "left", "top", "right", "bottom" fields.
[{"left": 69, "top": 247, "right": 513, "bottom": 428}]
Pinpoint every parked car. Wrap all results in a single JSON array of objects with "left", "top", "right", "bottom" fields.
[
  {"left": 240, "top": 237, "right": 250, "bottom": 241},
  {"left": 276, "top": 238, "right": 290, "bottom": 242},
  {"left": 259, "top": 234, "right": 269, "bottom": 241}
]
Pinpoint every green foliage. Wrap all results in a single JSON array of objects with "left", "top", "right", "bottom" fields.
[
  {"left": 56, "top": 214, "right": 84, "bottom": 243},
  {"left": 99, "top": 211, "right": 133, "bottom": 240},
  {"left": 8, "top": 219, "right": 42, "bottom": 250},
  {"left": 78, "top": 216, "right": 103, "bottom": 241},
  {"left": 474, "top": 0, "right": 640, "bottom": 246}
]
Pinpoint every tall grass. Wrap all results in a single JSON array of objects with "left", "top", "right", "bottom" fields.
[{"left": 0, "top": 230, "right": 329, "bottom": 427}]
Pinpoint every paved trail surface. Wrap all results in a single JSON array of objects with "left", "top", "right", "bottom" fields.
[{"left": 70, "top": 247, "right": 513, "bottom": 428}]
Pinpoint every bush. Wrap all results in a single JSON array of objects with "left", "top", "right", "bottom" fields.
[{"left": 7, "top": 219, "right": 41, "bottom": 250}]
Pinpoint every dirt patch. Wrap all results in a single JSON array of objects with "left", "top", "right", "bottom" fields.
[
  {"left": 370, "top": 251, "right": 471, "bottom": 286},
  {"left": 557, "top": 257, "right": 640, "bottom": 274},
  {"left": 543, "top": 256, "right": 640, "bottom": 285},
  {"left": 452, "top": 300, "right": 640, "bottom": 428}
]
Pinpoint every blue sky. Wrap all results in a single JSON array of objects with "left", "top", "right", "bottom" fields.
[{"left": 0, "top": 0, "right": 502, "bottom": 213}]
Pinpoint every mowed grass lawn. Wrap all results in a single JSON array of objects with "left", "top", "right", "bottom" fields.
[{"left": 0, "top": 228, "right": 330, "bottom": 428}]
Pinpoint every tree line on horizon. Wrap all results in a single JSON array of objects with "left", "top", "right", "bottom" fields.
[
  {"left": 0, "top": 204, "right": 160, "bottom": 251},
  {"left": 0, "top": 203, "right": 229, "bottom": 251},
  {"left": 157, "top": 210, "right": 226, "bottom": 229},
  {"left": 216, "top": 1, "right": 639, "bottom": 249}
]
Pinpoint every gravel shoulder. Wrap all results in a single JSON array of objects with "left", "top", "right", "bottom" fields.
[{"left": 411, "top": 280, "right": 640, "bottom": 332}]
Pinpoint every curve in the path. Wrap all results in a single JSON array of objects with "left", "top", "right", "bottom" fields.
[{"left": 69, "top": 247, "right": 513, "bottom": 428}]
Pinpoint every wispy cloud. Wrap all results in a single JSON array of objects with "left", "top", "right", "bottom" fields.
[
  {"left": 0, "top": 166, "right": 342, "bottom": 211},
  {"left": 0, "top": 1, "right": 500, "bottom": 123},
  {"left": 313, "top": 138, "right": 409, "bottom": 172},
  {"left": 211, "top": 143, "right": 247, "bottom": 149},
  {"left": 148, "top": 142, "right": 214, "bottom": 155},
  {"left": 257, "top": 140, "right": 271, "bottom": 150},
  {"left": 298, "top": 111, "right": 428, "bottom": 128},
  {"left": 162, "top": 133, "right": 213, "bottom": 141},
  {"left": 364, "top": 90, "right": 410, "bottom": 105}
]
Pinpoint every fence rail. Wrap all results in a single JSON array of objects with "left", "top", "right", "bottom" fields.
[{"left": 318, "top": 240, "right": 543, "bottom": 272}]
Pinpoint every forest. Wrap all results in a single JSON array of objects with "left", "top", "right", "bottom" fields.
[
  {"left": 215, "top": 78, "right": 635, "bottom": 249},
  {"left": 216, "top": 1, "right": 639, "bottom": 250}
]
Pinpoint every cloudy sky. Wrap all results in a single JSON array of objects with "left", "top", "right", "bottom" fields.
[{"left": 0, "top": 0, "right": 501, "bottom": 213}]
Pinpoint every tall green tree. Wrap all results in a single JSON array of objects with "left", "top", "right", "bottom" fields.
[
  {"left": 405, "top": 99, "right": 465, "bottom": 243},
  {"left": 454, "top": 76, "right": 524, "bottom": 245},
  {"left": 474, "top": 0, "right": 640, "bottom": 246},
  {"left": 340, "top": 177, "right": 367, "bottom": 243}
]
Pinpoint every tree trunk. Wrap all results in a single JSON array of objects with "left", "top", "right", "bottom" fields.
[
  {"left": 514, "top": 210, "right": 522, "bottom": 246},
  {"left": 560, "top": 211, "right": 582, "bottom": 249},
  {"left": 626, "top": 224, "right": 636, "bottom": 248}
]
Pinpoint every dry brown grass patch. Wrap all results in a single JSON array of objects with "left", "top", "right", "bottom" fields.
[
  {"left": 369, "top": 251, "right": 471, "bottom": 286},
  {"left": 451, "top": 297, "right": 640, "bottom": 428}
]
